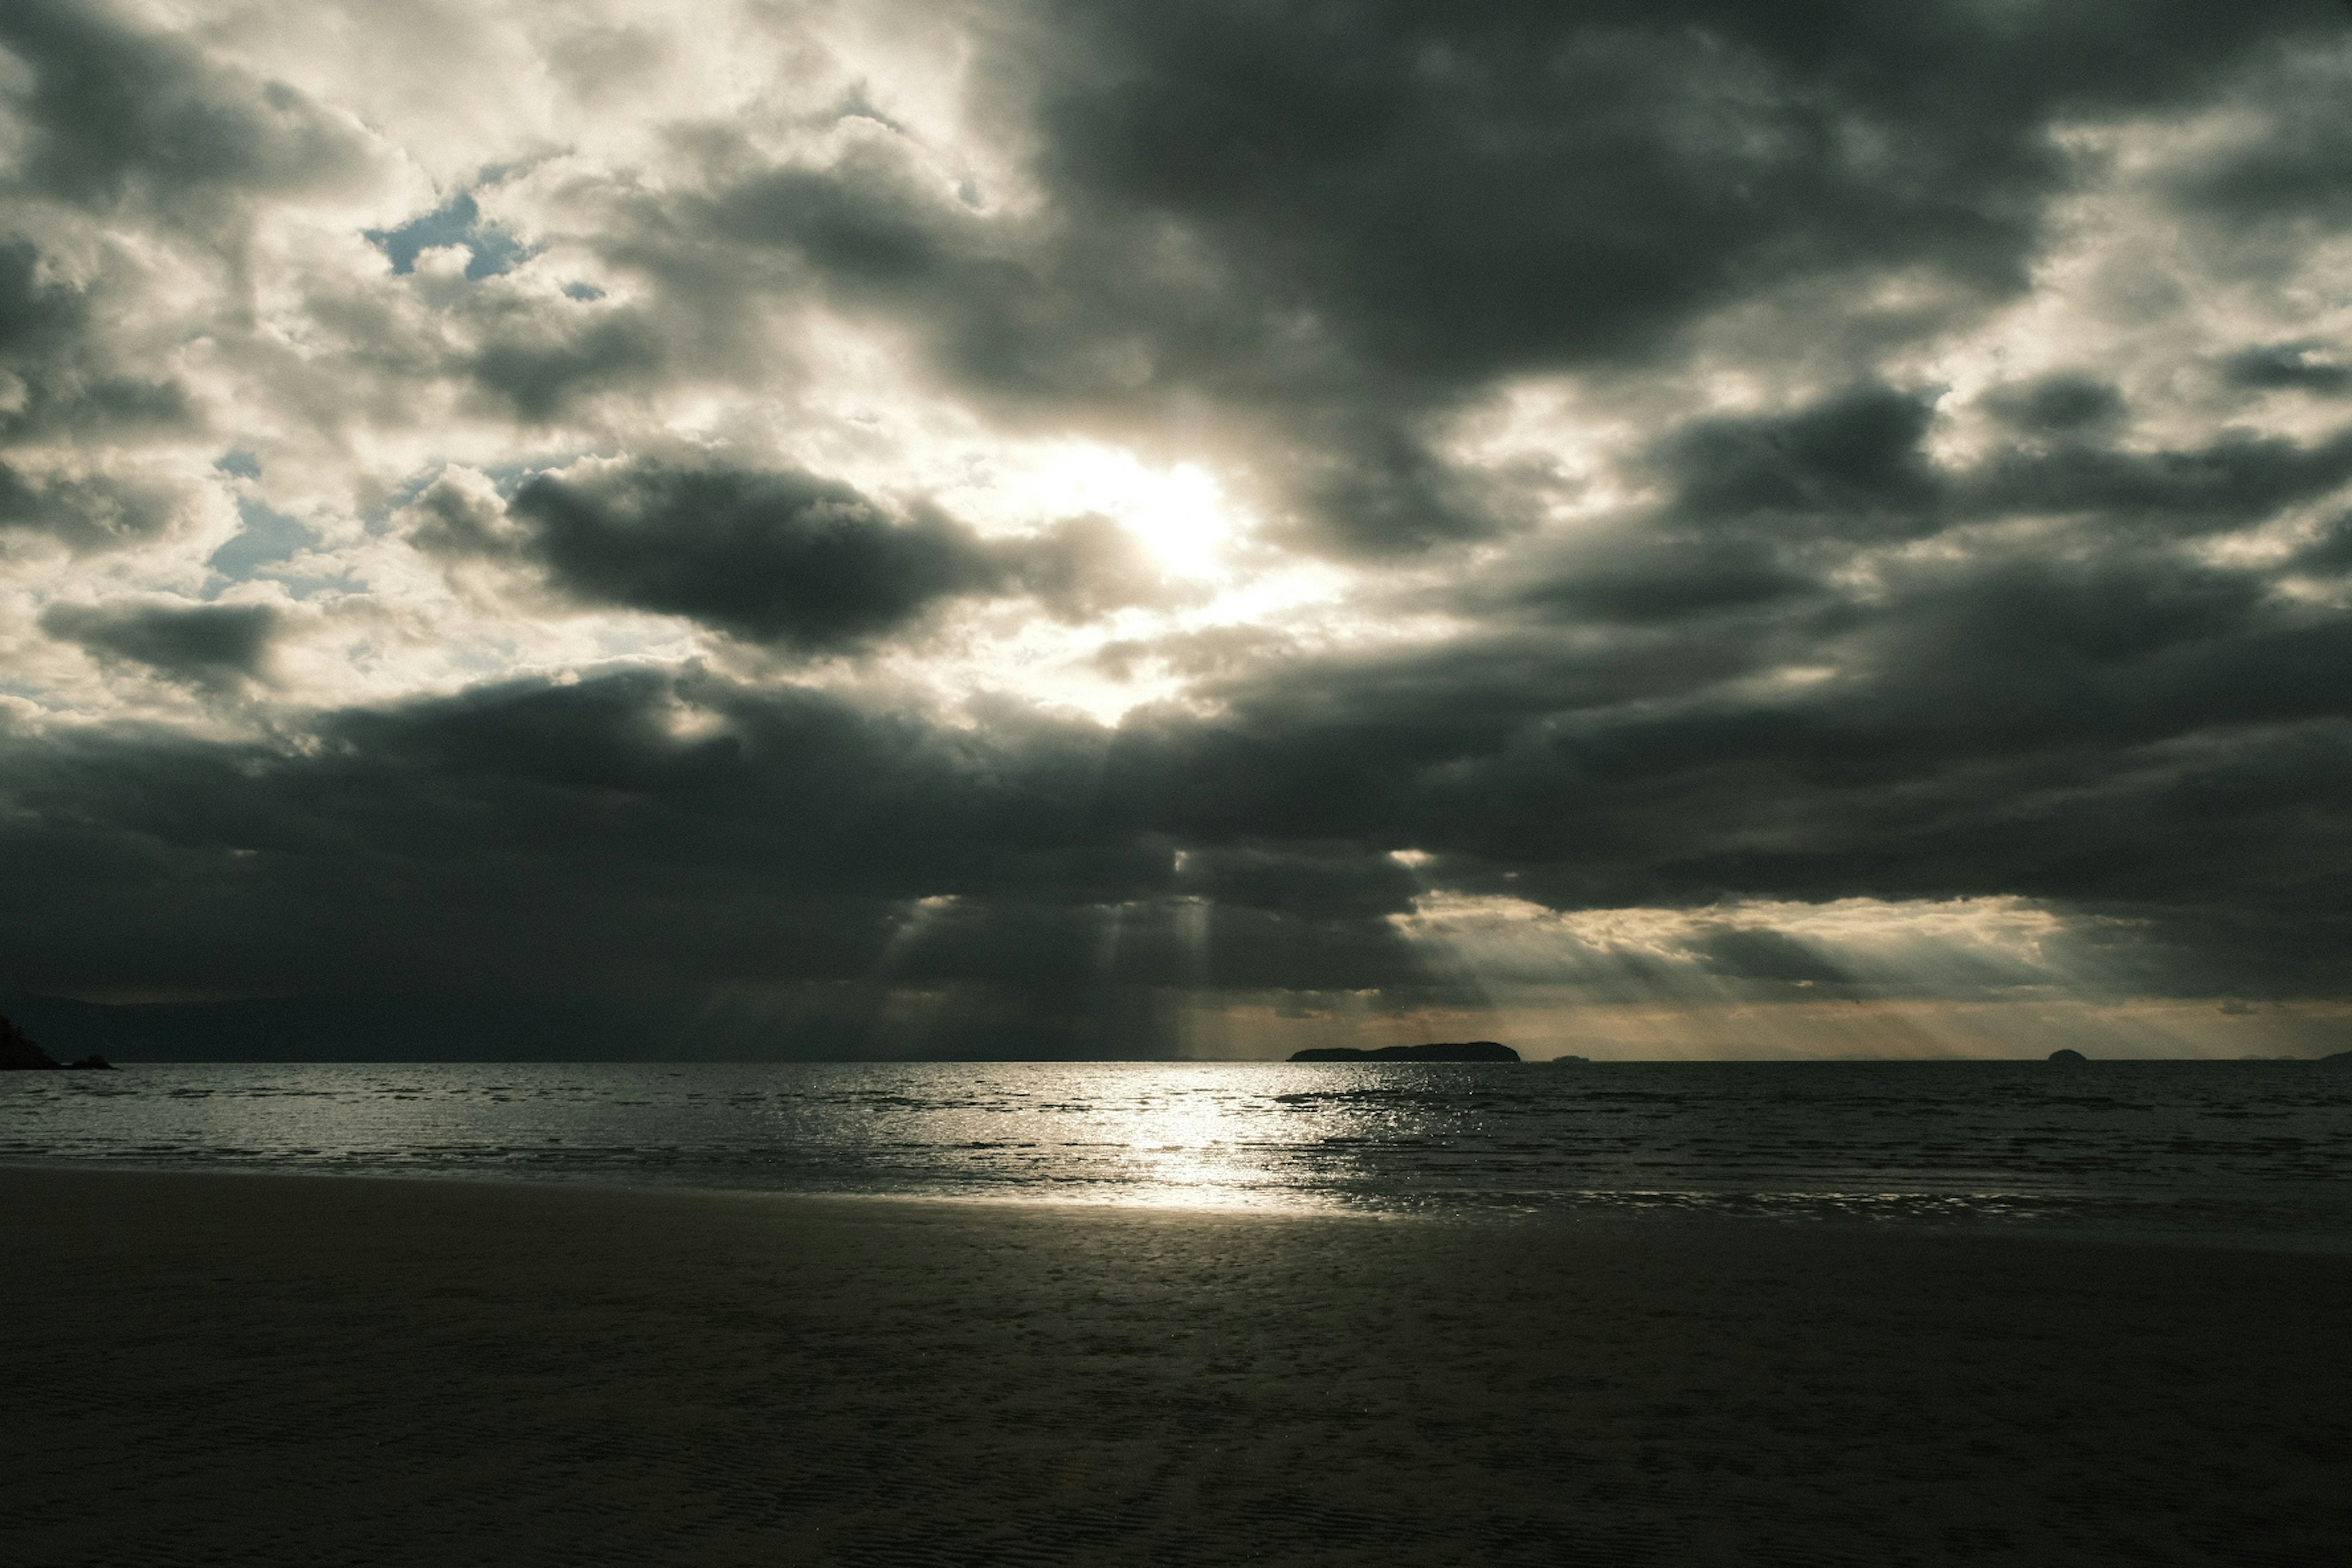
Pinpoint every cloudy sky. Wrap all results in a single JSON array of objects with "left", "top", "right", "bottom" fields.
[{"left": 6, "top": 0, "right": 2352, "bottom": 1059}]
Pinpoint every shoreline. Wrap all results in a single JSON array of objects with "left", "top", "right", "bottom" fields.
[
  {"left": 4, "top": 1154, "right": 2346, "bottom": 1256},
  {"left": 8, "top": 1166, "right": 2349, "bottom": 1566}
]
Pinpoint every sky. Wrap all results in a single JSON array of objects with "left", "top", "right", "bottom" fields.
[{"left": 4, "top": 0, "right": 2352, "bottom": 1060}]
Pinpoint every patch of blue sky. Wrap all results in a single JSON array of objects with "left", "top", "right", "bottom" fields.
[
  {"left": 366, "top": 190, "right": 530, "bottom": 281},
  {"left": 205, "top": 500, "right": 361, "bottom": 600},
  {"left": 208, "top": 497, "right": 309, "bottom": 578}
]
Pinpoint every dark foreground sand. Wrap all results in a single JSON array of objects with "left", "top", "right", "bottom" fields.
[{"left": 4, "top": 1170, "right": 2346, "bottom": 1568}]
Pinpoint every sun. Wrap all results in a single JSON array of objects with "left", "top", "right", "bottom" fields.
[{"left": 1014, "top": 442, "right": 1243, "bottom": 582}]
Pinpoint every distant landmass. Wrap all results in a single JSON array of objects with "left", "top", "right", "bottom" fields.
[
  {"left": 0, "top": 1012, "right": 114, "bottom": 1071},
  {"left": 1289, "top": 1041, "right": 1520, "bottom": 1062}
]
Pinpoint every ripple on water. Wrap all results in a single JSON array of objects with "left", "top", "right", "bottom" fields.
[{"left": 3, "top": 1060, "right": 2348, "bottom": 1243}]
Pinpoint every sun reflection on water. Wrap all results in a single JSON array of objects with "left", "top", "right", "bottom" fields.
[{"left": 7, "top": 1059, "right": 2348, "bottom": 1238}]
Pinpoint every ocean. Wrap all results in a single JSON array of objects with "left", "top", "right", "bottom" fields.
[{"left": 5, "top": 1059, "right": 2347, "bottom": 1245}]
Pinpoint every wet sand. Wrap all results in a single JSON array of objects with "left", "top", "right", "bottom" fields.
[{"left": 4, "top": 1168, "right": 2346, "bottom": 1567}]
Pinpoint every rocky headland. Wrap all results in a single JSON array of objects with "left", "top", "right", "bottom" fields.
[{"left": 0, "top": 1013, "right": 114, "bottom": 1071}]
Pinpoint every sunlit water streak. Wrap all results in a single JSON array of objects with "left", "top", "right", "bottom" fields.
[{"left": 4, "top": 1061, "right": 2348, "bottom": 1244}]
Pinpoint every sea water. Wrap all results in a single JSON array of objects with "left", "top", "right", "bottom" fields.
[{"left": 4, "top": 1059, "right": 2347, "bottom": 1244}]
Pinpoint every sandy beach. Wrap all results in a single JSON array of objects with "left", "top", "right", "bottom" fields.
[{"left": 4, "top": 1169, "right": 2346, "bottom": 1567}]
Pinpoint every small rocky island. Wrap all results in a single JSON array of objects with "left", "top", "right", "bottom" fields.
[
  {"left": 1289, "top": 1041, "right": 1521, "bottom": 1062},
  {"left": 0, "top": 1012, "right": 114, "bottom": 1071},
  {"left": 2047, "top": 1048, "right": 2089, "bottom": 1064}
]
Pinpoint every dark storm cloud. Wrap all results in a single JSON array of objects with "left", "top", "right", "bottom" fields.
[
  {"left": 0, "top": 0, "right": 364, "bottom": 219},
  {"left": 1982, "top": 375, "right": 2130, "bottom": 435},
  {"left": 451, "top": 1, "right": 2352, "bottom": 556},
  {"left": 1508, "top": 533, "right": 1817, "bottom": 626},
  {"left": 6, "top": 609, "right": 2346, "bottom": 1012},
  {"left": 0, "top": 463, "right": 181, "bottom": 551},
  {"left": 1491, "top": 371, "right": 2352, "bottom": 641},
  {"left": 0, "top": 228, "right": 200, "bottom": 550},
  {"left": 466, "top": 309, "right": 671, "bottom": 423},
  {"left": 1014, "top": 0, "right": 2351, "bottom": 375},
  {"left": 0, "top": 662, "right": 1463, "bottom": 1027},
  {"left": 502, "top": 463, "right": 1000, "bottom": 650},
  {"left": 1660, "top": 385, "right": 1945, "bottom": 541},
  {"left": 620, "top": 0, "right": 2345, "bottom": 551},
  {"left": 1081, "top": 445, "right": 2352, "bottom": 991},
  {"left": 40, "top": 598, "right": 279, "bottom": 688},
  {"left": 1172, "top": 842, "right": 1419, "bottom": 924},
  {"left": 1687, "top": 925, "right": 1852, "bottom": 987},
  {"left": 1963, "top": 426, "right": 2352, "bottom": 535},
  {"left": 2163, "top": 51, "right": 2352, "bottom": 240},
  {"left": 415, "top": 458, "right": 1172, "bottom": 647},
  {"left": 2293, "top": 511, "right": 2352, "bottom": 573},
  {"left": 0, "top": 239, "right": 193, "bottom": 546},
  {"left": 2225, "top": 342, "right": 2351, "bottom": 396},
  {"left": 0, "top": 238, "right": 84, "bottom": 375},
  {"left": 1474, "top": 384, "right": 1951, "bottom": 627},
  {"left": 1027, "top": 2, "right": 2052, "bottom": 377},
  {"left": 3, "top": 538, "right": 2348, "bottom": 1028},
  {"left": 9, "top": 0, "right": 2352, "bottom": 1050},
  {"left": 709, "top": 150, "right": 951, "bottom": 294},
  {"left": 0, "top": 669, "right": 1150, "bottom": 997}
]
